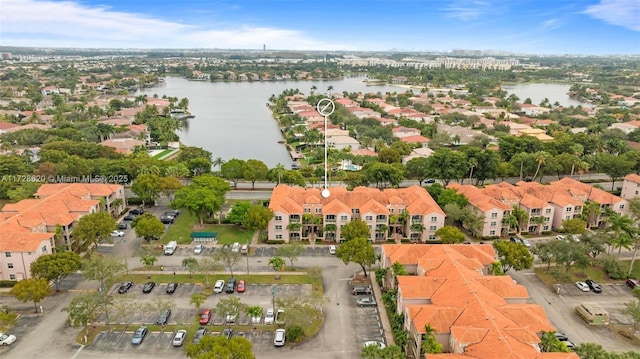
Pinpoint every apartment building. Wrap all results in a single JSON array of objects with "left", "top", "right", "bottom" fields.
[
  {"left": 620, "top": 173, "right": 640, "bottom": 199},
  {"left": 381, "top": 244, "right": 578, "bottom": 359},
  {"left": 449, "top": 177, "right": 627, "bottom": 238},
  {"left": 0, "top": 183, "right": 126, "bottom": 280},
  {"left": 267, "top": 185, "right": 445, "bottom": 243}
]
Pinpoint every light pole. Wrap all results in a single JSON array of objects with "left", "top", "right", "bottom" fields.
[
  {"left": 316, "top": 98, "right": 335, "bottom": 199},
  {"left": 122, "top": 238, "right": 129, "bottom": 274},
  {"left": 246, "top": 239, "right": 250, "bottom": 275},
  {"left": 271, "top": 285, "right": 276, "bottom": 312}
]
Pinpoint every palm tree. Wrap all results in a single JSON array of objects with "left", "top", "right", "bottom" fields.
[
  {"left": 310, "top": 85, "right": 317, "bottom": 95},
  {"left": 287, "top": 222, "right": 302, "bottom": 241},
  {"left": 503, "top": 212, "right": 518, "bottom": 236},
  {"left": 611, "top": 234, "right": 634, "bottom": 258},
  {"left": 410, "top": 223, "right": 425, "bottom": 242},
  {"left": 273, "top": 163, "right": 286, "bottom": 185},
  {"left": 511, "top": 206, "right": 529, "bottom": 235},
  {"left": 540, "top": 331, "right": 569, "bottom": 353},
  {"left": 531, "top": 151, "right": 550, "bottom": 181},
  {"left": 530, "top": 216, "right": 546, "bottom": 235},
  {"left": 376, "top": 224, "right": 388, "bottom": 242},
  {"left": 213, "top": 157, "right": 225, "bottom": 174},
  {"left": 606, "top": 210, "right": 633, "bottom": 254},
  {"left": 467, "top": 157, "right": 478, "bottom": 184},
  {"left": 323, "top": 223, "right": 337, "bottom": 242}
]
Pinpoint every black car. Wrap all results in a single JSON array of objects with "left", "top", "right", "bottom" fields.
[
  {"left": 156, "top": 309, "right": 172, "bottom": 325},
  {"left": 221, "top": 328, "right": 233, "bottom": 339},
  {"left": 165, "top": 210, "right": 180, "bottom": 218},
  {"left": 351, "top": 286, "right": 372, "bottom": 295},
  {"left": 626, "top": 278, "right": 640, "bottom": 289},
  {"left": 585, "top": 279, "right": 602, "bottom": 293},
  {"left": 160, "top": 215, "right": 175, "bottom": 224},
  {"left": 142, "top": 281, "right": 156, "bottom": 293},
  {"left": 193, "top": 327, "right": 208, "bottom": 344},
  {"left": 118, "top": 221, "right": 128, "bottom": 230},
  {"left": 225, "top": 278, "right": 236, "bottom": 293},
  {"left": 166, "top": 283, "right": 178, "bottom": 294},
  {"left": 123, "top": 214, "right": 135, "bottom": 221},
  {"left": 130, "top": 208, "right": 144, "bottom": 215},
  {"left": 118, "top": 281, "right": 133, "bottom": 294},
  {"left": 553, "top": 332, "right": 568, "bottom": 341}
]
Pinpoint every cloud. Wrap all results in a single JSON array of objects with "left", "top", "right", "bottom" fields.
[
  {"left": 583, "top": 0, "right": 640, "bottom": 31},
  {"left": 0, "top": 0, "right": 349, "bottom": 49},
  {"left": 441, "top": 0, "right": 493, "bottom": 21},
  {"left": 541, "top": 19, "right": 560, "bottom": 30}
]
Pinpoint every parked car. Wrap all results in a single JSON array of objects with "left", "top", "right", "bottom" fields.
[
  {"left": 200, "top": 310, "right": 212, "bottom": 325},
  {"left": 363, "top": 341, "right": 386, "bottom": 349},
  {"left": 142, "top": 281, "right": 156, "bottom": 293},
  {"left": 585, "top": 279, "right": 603, "bottom": 293},
  {"left": 193, "top": 327, "right": 207, "bottom": 344},
  {"left": 357, "top": 297, "right": 377, "bottom": 307},
  {"left": 264, "top": 309, "right": 275, "bottom": 325},
  {"left": 241, "top": 244, "right": 249, "bottom": 255},
  {"left": 130, "top": 208, "right": 144, "bottom": 215},
  {"left": 118, "top": 221, "right": 128, "bottom": 230},
  {"left": 225, "top": 278, "right": 236, "bottom": 293},
  {"left": 553, "top": 332, "right": 568, "bottom": 341},
  {"left": 123, "top": 214, "right": 135, "bottom": 221},
  {"left": 273, "top": 329, "right": 286, "bottom": 347},
  {"left": 194, "top": 244, "right": 204, "bottom": 254},
  {"left": 626, "top": 278, "right": 640, "bottom": 289},
  {"left": 172, "top": 330, "right": 187, "bottom": 347},
  {"left": 519, "top": 238, "right": 532, "bottom": 248},
  {"left": 0, "top": 333, "right": 16, "bottom": 346},
  {"left": 352, "top": 286, "right": 372, "bottom": 295},
  {"left": 118, "top": 281, "right": 133, "bottom": 294},
  {"left": 214, "top": 280, "right": 226, "bottom": 294},
  {"left": 251, "top": 312, "right": 262, "bottom": 324},
  {"left": 575, "top": 281, "right": 590, "bottom": 292},
  {"left": 425, "top": 178, "right": 436, "bottom": 184},
  {"left": 225, "top": 313, "right": 237, "bottom": 323},
  {"left": 165, "top": 210, "right": 180, "bottom": 218},
  {"left": 110, "top": 230, "right": 125, "bottom": 237},
  {"left": 156, "top": 309, "right": 171, "bottom": 325},
  {"left": 166, "top": 282, "right": 178, "bottom": 294},
  {"left": 221, "top": 328, "right": 233, "bottom": 339},
  {"left": 160, "top": 215, "right": 175, "bottom": 224},
  {"left": 564, "top": 340, "right": 576, "bottom": 349},
  {"left": 275, "top": 309, "right": 285, "bottom": 325},
  {"left": 556, "top": 235, "right": 566, "bottom": 241},
  {"left": 131, "top": 326, "right": 148, "bottom": 345},
  {"left": 329, "top": 245, "right": 337, "bottom": 255},
  {"left": 237, "top": 280, "right": 246, "bottom": 293}
]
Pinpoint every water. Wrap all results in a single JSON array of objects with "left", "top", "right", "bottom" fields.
[
  {"left": 501, "top": 83, "right": 593, "bottom": 108},
  {"left": 137, "top": 76, "right": 400, "bottom": 167}
]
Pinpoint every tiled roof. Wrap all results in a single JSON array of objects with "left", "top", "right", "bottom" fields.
[
  {"left": 624, "top": 173, "right": 640, "bottom": 184},
  {"left": 0, "top": 232, "right": 53, "bottom": 251}
]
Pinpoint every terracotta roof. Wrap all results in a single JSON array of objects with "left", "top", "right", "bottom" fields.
[
  {"left": 624, "top": 173, "right": 640, "bottom": 184},
  {"left": 0, "top": 232, "right": 53, "bottom": 251}
]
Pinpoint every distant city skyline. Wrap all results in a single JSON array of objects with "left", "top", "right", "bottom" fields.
[{"left": 1, "top": 0, "right": 639, "bottom": 55}]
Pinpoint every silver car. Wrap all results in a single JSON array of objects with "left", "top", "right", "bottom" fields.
[
  {"left": 172, "top": 330, "right": 187, "bottom": 347},
  {"left": 131, "top": 326, "right": 148, "bottom": 345}
]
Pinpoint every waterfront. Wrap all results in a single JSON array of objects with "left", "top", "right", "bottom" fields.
[{"left": 139, "top": 78, "right": 590, "bottom": 168}]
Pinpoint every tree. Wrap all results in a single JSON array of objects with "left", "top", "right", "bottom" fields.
[
  {"left": 362, "top": 343, "right": 382, "bottom": 359},
  {"left": 0, "top": 310, "right": 17, "bottom": 333},
  {"left": 573, "top": 343, "right": 608, "bottom": 359},
  {"left": 341, "top": 219, "right": 370, "bottom": 242},
  {"left": 435, "top": 226, "right": 465, "bottom": 244},
  {"left": 227, "top": 201, "right": 252, "bottom": 226},
  {"left": 182, "top": 257, "right": 199, "bottom": 278},
  {"left": 269, "top": 256, "right": 285, "bottom": 272},
  {"left": 276, "top": 242, "right": 304, "bottom": 267},
  {"left": 244, "top": 159, "right": 269, "bottom": 189},
  {"left": 405, "top": 157, "right": 429, "bottom": 185},
  {"left": 488, "top": 262, "right": 504, "bottom": 275},
  {"left": 158, "top": 176, "right": 182, "bottom": 199},
  {"left": 532, "top": 242, "right": 555, "bottom": 271},
  {"left": 72, "top": 211, "right": 116, "bottom": 252},
  {"left": 215, "top": 296, "right": 246, "bottom": 326},
  {"left": 190, "top": 293, "right": 207, "bottom": 311},
  {"left": 221, "top": 158, "right": 248, "bottom": 187},
  {"left": 363, "top": 162, "right": 404, "bottom": 189},
  {"left": 130, "top": 173, "right": 161, "bottom": 206},
  {"left": 11, "top": 278, "right": 51, "bottom": 312},
  {"left": 140, "top": 255, "right": 158, "bottom": 270},
  {"left": 335, "top": 237, "right": 376, "bottom": 277},
  {"left": 214, "top": 246, "right": 242, "bottom": 277},
  {"left": 172, "top": 174, "right": 229, "bottom": 225},
  {"left": 185, "top": 335, "right": 255, "bottom": 359},
  {"left": 421, "top": 324, "right": 443, "bottom": 354},
  {"left": 62, "top": 291, "right": 111, "bottom": 330},
  {"left": 621, "top": 299, "right": 640, "bottom": 331},
  {"left": 596, "top": 153, "right": 634, "bottom": 191},
  {"left": 540, "top": 331, "right": 570, "bottom": 352},
  {"left": 81, "top": 253, "right": 126, "bottom": 290},
  {"left": 561, "top": 218, "right": 587, "bottom": 235},
  {"left": 243, "top": 204, "right": 273, "bottom": 241},
  {"left": 132, "top": 213, "right": 165, "bottom": 242},
  {"left": 493, "top": 240, "right": 533, "bottom": 273},
  {"left": 198, "top": 255, "right": 221, "bottom": 288},
  {"left": 30, "top": 252, "right": 81, "bottom": 291},
  {"left": 245, "top": 305, "right": 263, "bottom": 326}
]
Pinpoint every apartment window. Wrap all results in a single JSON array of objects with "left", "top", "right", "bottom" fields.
[
  {"left": 389, "top": 209, "right": 394, "bottom": 214},
  {"left": 368, "top": 225, "right": 372, "bottom": 230},
  {"left": 304, "top": 208, "right": 311, "bottom": 213},
  {"left": 491, "top": 212, "right": 498, "bottom": 218},
  {"left": 27, "top": 252, "right": 32, "bottom": 256},
  {"left": 429, "top": 226, "right": 437, "bottom": 231},
  {"left": 544, "top": 226, "right": 550, "bottom": 231},
  {"left": 275, "top": 225, "right": 282, "bottom": 230},
  {"left": 565, "top": 216, "right": 571, "bottom": 220},
  {"left": 340, "top": 215, "right": 348, "bottom": 221},
  {"left": 315, "top": 208, "right": 321, "bottom": 214},
  {"left": 411, "top": 215, "right": 421, "bottom": 221},
  {"left": 326, "top": 215, "right": 336, "bottom": 222},
  {"left": 620, "top": 205, "right": 625, "bottom": 209},
  {"left": 566, "top": 208, "right": 572, "bottom": 212},
  {"left": 7, "top": 263, "right": 13, "bottom": 269},
  {"left": 636, "top": 191, "right": 639, "bottom": 195},
  {"left": 4, "top": 252, "right": 10, "bottom": 258},
  {"left": 274, "top": 216, "right": 282, "bottom": 221},
  {"left": 275, "top": 234, "right": 283, "bottom": 239},
  {"left": 376, "top": 215, "right": 387, "bottom": 221},
  {"left": 9, "top": 275, "right": 15, "bottom": 280},
  {"left": 545, "top": 209, "right": 551, "bottom": 214},
  {"left": 428, "top": 235, "right": 436, "bottom": 240},
  {"left": 352, "top": 209, "right": 360, "bottom": 214},
  {"left": 490, "top": 221, "right": 497, "bottom": 227},
  {"left": 398, "top": 209, "right": 405, "bottom": 213},
  {"left": 489, "top": 230, "right": 496, "bottom": 235},
  {"left": 363, "top": 215, "right": 371, "bottom": 221},
  {"left": 430, "top": 216, "right": 437, "bottom": 222},
  {"left": 41, "top": 245, "right": 47, "bottom": 252}
]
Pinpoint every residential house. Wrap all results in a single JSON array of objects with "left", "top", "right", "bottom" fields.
[
  {"left": 267, "top": 185, "right": 445, "bottom": 243},
  {"left": 621, "top": 173, "right": 640, "bottom": 199},
  {"left": 347, "top": 107, "right": 380, "bottom": 119},
  {"left": 402, "top": 147, "right": 434, "bottom": 164},
  {"left": 514, "top": 128, "right": 554, "bottom": 142},
  {"left": 392, "top": 126, "right": 420, "bottom": 139},
  {"left": 0, "top": 122, "right": 20, "bottom": 135},
  {"left": 99, "top": 138, "right": 146, "bottom": 154},
  {"left": 400, "top": 135, "right": 430, "bottom": 148},
  {"left": 381, "top": 244, "right": 576, "bottom": 359},
  {"left": 519, "top": 103, "right": 551, "bottom": 117},
  {"left": 327, "top": 135, "right": 360, "bottom": 150}
]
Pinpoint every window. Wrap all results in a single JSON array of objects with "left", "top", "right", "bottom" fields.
[
  {"left": 7, "top": 263, "right": 13, "bottom": 269},
  {"left": 315, "top": 208, "right": 321, "bottom": 214},
  {"left": 376, "top": 215, "right": 386, "bottom": 221},
  {"left": 41, "top": 245, "right": 47, "bottom": 252},
  {"left": 275, "top": 234, "right": 283, "bottom": 239},
  {"left": 565, "top": 207, "right": 572, "bottom": 212},
  {"left": 620, "top": 204, "right": 625, "bottom": 209},
  {"left": 398, "top": 208, "right": 405, "bottom": 213},
  {"left": 491, "top": 212, "right": 498, "bottom": 218},
  {"left": 490, "top": 230, "right": 496, "bottom": 235},
  {"left": 411, "top": 215, "right": 421, "bottom": 221},
  {"left": 304, "top": 208, "right": 311, "bottom": 213},
  {"left": 275, "top": 225, "right": 282, "bottom": 230},
  {"left": 4, "top": 252, "right": 10, "bottom": 258},
  {"left": 275, "top": 215, "right": 282, "bottom": 221},
  {"left": 545, "top": 209, "right": 551, "bottom": 214},
  {"left": 430, "top": 216, "right": 437, "bottom": 222},
  {"left": 544, "top": 226, "right": 550, "bottom": 231},
  {"left": 429, "top": 226, "right": 437, "bottom": 230},
  {"left": 9, "top": 275, "right": 15, "bottom": 280},
  {"left": 365, "top": 216, "right": 373, "bottom": 221},
  {"left": 27, "top": 252, "right": 31, "bottom": 256},
  {"left": 352, "top": 209, "right": 360, "bottom": 214},
  {"left": 340, "top": 215, "right": 348, "bottom": 221},
  {"left": 326, "top": 215, "right": 335, "bottom": 222},
  {"left": 565, "top": 216, "right": 571, "bottom": 220},
  {"left": 428, "top": 235, "right": 436, "bottom": 240},
  {"left": 389, "top": 209, "right": 394, "bottom": 214},
  {"left": 490, "top": 221, "right": 497, "bottom": 227}
]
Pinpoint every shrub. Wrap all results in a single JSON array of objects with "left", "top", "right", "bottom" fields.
[
  {"left": 286, "top": 325, "right": 304, "bottom": 343},
  {"left": 0, "top": 281, "right": 17, "bottom": 288},
  {"left": 600, "top": 255, "right": 628, "bottom": 280}
]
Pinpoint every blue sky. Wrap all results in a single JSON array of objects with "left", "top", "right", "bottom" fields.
[{"left": 1, "top": 0, "right": 639, "bottom": 54}]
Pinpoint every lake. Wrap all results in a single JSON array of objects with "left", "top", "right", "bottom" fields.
[{"left": 138, "top": 78, "right": 589, "bottom": 168}]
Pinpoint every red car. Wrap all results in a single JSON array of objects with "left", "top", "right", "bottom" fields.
[
  {"left": 237, "top": 280, "right": 246, "bottom": 293},
  {"left": 199, "top": 309, "right": 212, "bottom": 325}
]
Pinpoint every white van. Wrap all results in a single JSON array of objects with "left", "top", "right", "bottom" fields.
[
  {"left": 328, "top": 245, "right": 337, "bottom": 255},
  {"left": 232, "top": 242, "right": 240, "bottom": 253},
  {"left": 273, "top": 329, "right": 286, "bottom": 347},
  {"left": 164, "top": 241, "right": 177, "bottom": 255},
  {"left": 241, "top": 244, "right": 249, "bottom": 255}
]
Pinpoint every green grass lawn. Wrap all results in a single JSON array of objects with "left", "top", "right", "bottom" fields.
[
  {"left": 161, "top": 212, "right": 254, "bottom": 245},
  {"left": 152, "top": 149, "right": 174, "bottom": 159}
]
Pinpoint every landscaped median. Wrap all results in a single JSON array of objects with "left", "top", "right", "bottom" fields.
[{"left": 160, "top": 211, "right": 253, "bottom": 245}]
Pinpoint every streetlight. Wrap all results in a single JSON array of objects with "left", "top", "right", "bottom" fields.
[
  {"left": 316, "top": 98, "right": 335, "bottom": 199},
  {"left": 122, "top": 238, "right": 129, "bottom": 274},
  {"left": 246, "top": 239, "right": 250, "bottom": 275}
]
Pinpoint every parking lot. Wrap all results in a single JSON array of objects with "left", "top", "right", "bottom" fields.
[
  {"left": 165, "top": 245, "right": 336, "bottom": 258},
  {"left": 347, "top": 284, "right": 386, "bottom": 348},
  {"left": 557, "top": 282, "right": 636, "bottom": 326}
]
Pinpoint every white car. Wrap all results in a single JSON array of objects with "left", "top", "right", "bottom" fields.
[
  {"left": 111, "top": 230, "right": 125, "bottom": 237},
  {"left": 264, "top": 309, "right": 275, "bottom": 325},
  {"left": 363, "top": 341, "right": 386, "bottom": 349},
  {"left": 194, "top": 244, "right": 204, "bottom": 254},
  {"left": 576, "top": 281, "right": 590, "bottom": 292},
  {"left": 251, "top": 314, "right": 262, "bottom": 324},
  {"left": 172, "top": 330, "right": 187, "bottom": 347},
  {"left": 329, "top": 245, "right": 337, "bottom": 255},
  {"left": 0, "top": 333, "right": 16, "bottom": 346},
  {"left": 213, "top": 280, "right": 225, "bottom": 293},
  {"left": 519, "top": 238, "right": 532, "bottom": 248},
  {"left": 556, "top": 235, "right": 565, "bottom": 241}
]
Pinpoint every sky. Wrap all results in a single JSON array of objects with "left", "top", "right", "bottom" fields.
[{"left": 1, "top": 0, "right": 639, "bottom": 55}]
